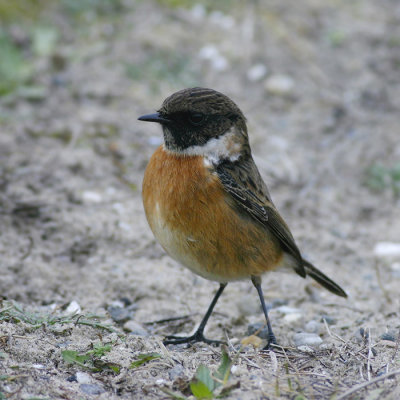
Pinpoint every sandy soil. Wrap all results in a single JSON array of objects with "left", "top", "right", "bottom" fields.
[{"left": 1, "top": 1, "right": 400, "bottom": 399}]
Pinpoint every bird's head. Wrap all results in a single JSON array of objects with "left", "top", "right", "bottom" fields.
[{"left": 138, "top": 87, "right": 249, "bottom": 164}]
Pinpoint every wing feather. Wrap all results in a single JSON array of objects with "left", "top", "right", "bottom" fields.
[{"left": 215, "top": 156, "right": 306, "bottom": 277}]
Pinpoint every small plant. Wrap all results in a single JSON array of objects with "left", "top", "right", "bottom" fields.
[
  {"left": 0, "top": 300, "right": 119, "bottom": 334},
  {"left": 62, "top": 341, "right": 120, "bottom": 373},
  {"left": 364, "top": 162, "right": 400, "bottom": 197},
  {"left": 130, "top": 353, "right": 162, "bottom": 368},
  {"left": 0, "top": 31, "right": 32, "bottom": 96},
  {"left": 162, "top": 348, "right": 237, "bottom": 400}
]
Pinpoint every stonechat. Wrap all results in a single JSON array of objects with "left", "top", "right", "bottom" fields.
[{"left": 139, "top": 87, "right": 347, "bottom": 347}]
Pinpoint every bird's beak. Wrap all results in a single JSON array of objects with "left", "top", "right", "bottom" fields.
[{"left": 138, "top": 112, "right": 170, "bottom": 124}]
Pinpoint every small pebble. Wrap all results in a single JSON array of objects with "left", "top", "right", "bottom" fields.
[
  {"left": 320, "top": 343, "right": 333, "bottom": 350},
  {"left": 305, "top": 320, "right": 321, "bottom": 334},
  {"left": 229, "top": 337, "right": 240, "bottom": 345},
  {"left": 82, "top": 191, "right": 103, "bottom": 203},
  {"left": 108, "top": 306, "right": 131, "bottom": 323},
  {"left": 373, "top": 242, "right": 400, "bottom": 257},
  {"left": 247, "top": 322, "right": 269, "bottom": 339},
  {"left": 65, "top": 301, "right": 81, "bottom": 315},
  {"left": 352, "top": 328, "right": 364, "bottom": 343},
  {"left": 276, "top": 306, "right": 302, "bottom": 315},
  {"left": 270, "top": 298, "right": 288, "bottom": 308},
  {"left": 297, "top": 345, "right": 314, "bottom": 353},
  {"left": 264, "top": 74, "right": 295, "bottom": 96},
  {"left": 391, "top": 262, "right": 400, "bottom": 271},
  {"left": 380, "top": 332, "right": 397, "bottom": 342},
  {"left": 168, "top": 364, "right": 185, "bottom": 380},
  {"left": 390, "top": 263, "right": 400, "bottom": 277},
  {"left": 247, "top": 64, "right": 268, "bottom": 82},
  {"left": 198, "top": 45, "right": 228, "bottom": 71},
  {"left": 109, "top": 300, "right": 125, "bottom": 308},
  {"left": 321, "top": 315, "right": 337, "bottom": 325},
  {"left": 293, "top": 332, "right": 323, "bottom": 348},
  {"left": 241, "top": 334, "right": 263, "bottom": 348},
  {"left": 66, "top": 375, "right": 77, "bottom": 382},
  {"left": 76, "top": 372, "right": 92, "bottom": 384},
  {"left": 124, "top": 321, "right": 149, "bottom": 336},
  {"left": 80, "top": 384, "right": 105, "bottom": 395},
  {"left": 32, "top": 364, "right": 46, "bottom": 369},
  {"left": 283, "top": 313, "right": 303, "bottom": 324},
  {"left": 118, "top": 222, "right": 133, "bottom": 232},
  {"left": 112, "top": 203, "right": 125, "bottom": 214}
]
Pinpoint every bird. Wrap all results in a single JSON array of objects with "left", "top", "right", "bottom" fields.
[{"left": 139, "top": 87, "right": 347, "bottom": 348}]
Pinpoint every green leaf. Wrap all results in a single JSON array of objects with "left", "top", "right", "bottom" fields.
[
  {"left": 130, "top": 353, "right": 162, "bottom": 368},
  {"left": 33, "top": 26, "right": 58, "bottom": 56},
  {"left": 92, "top": 359, "right": 120, "bottom": 374},
  {"left": 190, "top": 379, "right": 214, "bottom": 399},
  {"left": 61, "top": 350, "right": 89, "bottom": 366},
  {"left": 160, "top": 387, "right": 188, "bottom": 400},
  {"left": 0, "top": 33, "right": 32, "bottom": 96},
  {"left": 195, "top": 365, "right": 215, "bottom": 392},
  {"left": 88, "top": 343, "right": 112, "bottom": 357},
  {"left": 391, "top": 163, "right": 400, "bottom": 181},
  {"left": 213, "top": 349, "right": 232, "bottom": 386},
  {"left": 108, "top": 364, "right": 121, "bottom": 374}
]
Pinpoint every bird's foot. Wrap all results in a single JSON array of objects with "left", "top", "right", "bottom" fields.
[
  {"left": 163, "top": 330, "right": 225, "bottom": 346},
  {"left": 263, "top": 333, "right": 278, "bottom": 350}
]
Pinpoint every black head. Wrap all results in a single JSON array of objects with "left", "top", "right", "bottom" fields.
[{"left": 138, "top": 87, "right": 247, "bottom": 152}]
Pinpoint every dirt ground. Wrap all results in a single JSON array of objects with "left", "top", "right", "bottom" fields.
[{"left": 1, "top": 1, "right": 400, "bottom": 399}]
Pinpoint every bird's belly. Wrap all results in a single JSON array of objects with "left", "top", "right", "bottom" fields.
[
  {"left": 148, "top": 204, "right": 224, "bottom": 281},
  {"left": 142, "top": 146, "right": 283, "bottom": 282}
]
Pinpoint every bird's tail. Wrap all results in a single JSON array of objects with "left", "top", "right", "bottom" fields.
[{"left": 303, "top": 259, "right": 347, "bottom": 298}]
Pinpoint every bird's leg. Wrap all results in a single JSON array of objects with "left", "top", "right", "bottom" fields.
[
  {"left": 251, "top": 276, "right": 277, "bottom": 349},
  {"left": 163, "top": 283, "right": 227, "bottom": 346}
]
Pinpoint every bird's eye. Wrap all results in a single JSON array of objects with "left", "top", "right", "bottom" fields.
[{"left": 188, "top": 112, "right": 205, "bottom": 126}]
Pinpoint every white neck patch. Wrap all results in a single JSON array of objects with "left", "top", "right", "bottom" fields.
[{"left": 181, "top": 126, "right": 242, "bottom": 165}]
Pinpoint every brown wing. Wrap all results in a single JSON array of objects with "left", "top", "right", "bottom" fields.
[{"left": 215, "top": 155, "right": 306, "bottom": 278}]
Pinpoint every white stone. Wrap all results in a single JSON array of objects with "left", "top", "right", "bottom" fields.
[
  {"left": 276, "top": 306, "right": 302, "bottom": 315},
  {"left": 247, "top": 64, "right": 268, "bottom": 81},
  {"left": 305, "top": 320, "right": 321, "bottom": 334},
  {"left": 198, "top": 45, "right": 228, "bottom": 72},
  {"left": 82, "top": 191, "right": 102, "bottom": 203},
  {"left": 118, "top": 221, "right": 133, "bottom": 232},
  {"left": 32, "top": 364, "right": 46, "bottom": 369},
  {"left": 373, "top": 242, "right": 400, "bottom": 257},
  {"left": 76, "top": 372, "right": 92, "bottom": 384},
  {"left": 297, "top": 345, "right": 315, "bottom": 353},
  {"left": 65, "top": 300, "right": 81, "bottom": 315},
  {"left": 264, "top": 74, "right": 295, "bottom": 95},
  {"left": 293, "top": 332, "right": 323, "bottom": 348},
  {"left": 112, "top": 202, "right": 125, "bottom": 214},
  {"left": 199, "top": 45, "right": 219, "bottom": 60},
  {"left": 283, "top": 313, "right": 303, "bottom": 324}
]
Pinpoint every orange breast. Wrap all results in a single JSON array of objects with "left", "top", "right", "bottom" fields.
[{"left": 142, "top": 146, "right": 283, "bottom": 282}]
